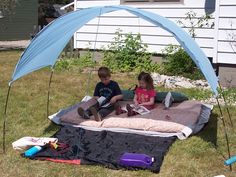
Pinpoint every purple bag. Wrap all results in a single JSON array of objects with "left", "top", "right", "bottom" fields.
[{"left": 119, "top": 152, "right": 154, "bottom": 168}]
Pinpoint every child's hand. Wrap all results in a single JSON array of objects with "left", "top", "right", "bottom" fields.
[
  {"left": 134, "top": 100, "right": 139, "bottom": 106},
  {"left": 110, "top": 97, "right": 117, "bottom": 104}
]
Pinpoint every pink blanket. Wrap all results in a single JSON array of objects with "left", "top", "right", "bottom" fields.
[{"left": 60, "top": 100, "right": 202, "bottom": 133}]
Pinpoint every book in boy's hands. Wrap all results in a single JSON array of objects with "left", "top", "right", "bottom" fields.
[
  {"left": 97, "top": 96, "right": 112, "bottom": 108},
  {"left": 81, "top": 95, "right": 92, "bottom": 102},
  {"left": 122, "top": 104, "right": 150, "bottom": 115},
  {"left": 81, "top": 96, "right": 111, "bottom": 108},
  {"left": 97, "top": 96, "right": 106, "bottom": 105}
]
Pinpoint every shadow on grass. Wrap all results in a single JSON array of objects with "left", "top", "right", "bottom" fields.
[
  {"left": 43, "top": 122, "right": 61, "bottom": 135},
  {"left": 197, "top": 112, "right": 218, "bottom": 147}
]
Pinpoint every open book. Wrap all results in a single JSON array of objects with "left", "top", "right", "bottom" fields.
[
  {"left": 97, "top": 96, "right": 111, "bottom": 108},
  {"left": 122, "top": 104, "right": 150, "bottom": 115},
  {"left": 81, "top": 96, "right": 111, "bottom": 108}
]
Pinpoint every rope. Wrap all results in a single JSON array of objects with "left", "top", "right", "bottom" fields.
[{"left": 85, "top": 8, "right": 102, "bottom": 96}]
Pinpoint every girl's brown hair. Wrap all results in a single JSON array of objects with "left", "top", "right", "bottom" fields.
[{"left": 138, "top": 71, "right": 154, "bottom": 90}]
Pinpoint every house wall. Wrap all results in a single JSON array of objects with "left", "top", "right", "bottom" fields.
[
  {"left": 74, "top": 0, "right": 236, "bottom": 65},
  {"left": 215, "top": 0, "right": 236, "bottom": 64},
  {"left": 0, "top": 0, "right": 38, "bottom": 40}
]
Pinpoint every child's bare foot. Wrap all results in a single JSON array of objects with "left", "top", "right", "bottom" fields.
[
  {"left": 126, "top": 104, "right": 135, "bottom": 117},
  {"left": 89, "top": 107, "right": 102, "bottom": 122},
  {"left": 77, "top": 107, "right": 90, "bottom": 119},
  {"left": 115, "top": 103, "right": 125, "bottom": 115}
]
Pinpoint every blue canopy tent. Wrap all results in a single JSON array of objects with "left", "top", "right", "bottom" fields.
[
  {"left": 10, "top": 5, "right": 219, "bottom": 94},
  {"left": 3, "top": 6, "right": 231, "bottom": 161}
]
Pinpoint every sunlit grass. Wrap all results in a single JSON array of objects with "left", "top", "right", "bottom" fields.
[{"left": 0, "top": 50, "right": 236, "bottom": 177}]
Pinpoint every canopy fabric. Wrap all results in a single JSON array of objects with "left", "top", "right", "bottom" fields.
[{"left": 10, "top": 5, "right": 219, "bottom": 95}]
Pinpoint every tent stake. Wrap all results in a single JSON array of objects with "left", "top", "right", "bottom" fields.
[
  {"left": 218, "top": 82, "right": 233, "bottom": 127},
  {"left": 2, "top": 85, "right": 12, "bottom": 154},
  {"left": 47, "top": 69, "right": 54, "bottom": 119},
  {"left": 216, "top": 98, "right": 232, "bottom": 171}
]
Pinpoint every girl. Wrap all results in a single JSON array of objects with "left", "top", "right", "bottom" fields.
[
  {"left": 126, "top": 72, "right": 156, "bottom": 116},
  {"left": 115, "top": 72, "right": 156, "bottom": 116}
]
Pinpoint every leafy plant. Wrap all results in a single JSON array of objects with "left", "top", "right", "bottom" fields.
[
  {"left": 55, "top": 49, "right": 96, "bottom": 71},
  {"left": 101, "top": 30, "right": 159, "bottom": 73},
  {"left": 55, "top": 58, "right": 73, "bottom": 70},
  {"left": 0, "top": 0, "right": 18, "bottom": 16},
  {"left": 177, "top": 10, "right": 214, "bottom": 38},
  {"left": 226, "top": 21, "right": 236, "bottom": 54},
  {"left": 160, "top": 10, "right": 214, "bottom": 80},
  {"left": 161, "top": 45, "right": 204, "bottom": 80},
  {"left": 218, "top": 88, "right": 236, "bottom": 106},
  {"left": 77, "top": 50, "right": 96, "bottom": 69}
]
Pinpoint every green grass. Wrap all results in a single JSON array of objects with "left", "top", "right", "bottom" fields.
[{"left": 1, "top": 51, "right": 236, "bottom": 177}]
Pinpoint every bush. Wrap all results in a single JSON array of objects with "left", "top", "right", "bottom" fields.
[
  {"left": 55, "top": 50, "right": 96, "bottom": 71},
  {"left": 77, "top": 51, "right": 96, "bottom": 69},
  {"left": 55, "top": 58, "right": 74, "bottom": 70},
  {"left": 161, "top": 45, "right": 204, "bottom": 80},
  {"left": 218, "top": 88, "right": 236, "bottom": 105},
  {"left": 101, "top": 30, "right": 160, "bottom": 73}
]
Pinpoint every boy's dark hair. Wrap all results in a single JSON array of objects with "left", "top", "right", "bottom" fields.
[
  {"left": 138, "top": 71, "right": 154, "bottom": 90},
  {"left": 98, "top": 67, "right": 111, "bottom": 78}
]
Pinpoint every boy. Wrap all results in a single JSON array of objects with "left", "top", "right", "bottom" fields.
[{"left": 77, "top": 67, "right": 123, "bottom": 121}]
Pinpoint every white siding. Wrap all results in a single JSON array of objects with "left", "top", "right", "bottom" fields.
[
  {"left": 74, "top": 0, "right": 236, "bottom": 64},
  {"left": 76, "top": 0, "right": 119, "bottom": 7},
  {"left": 215, "top": 0, "right": 236, "bottom": 64}
]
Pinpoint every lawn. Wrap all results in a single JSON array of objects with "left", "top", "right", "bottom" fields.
[{"left": 0, "top": 50, "right": 236, "bottom": 177}]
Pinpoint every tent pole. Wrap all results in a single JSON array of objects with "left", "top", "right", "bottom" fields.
[
  {"left": 2, "top": 85, "right": 12, "bottom": 154},
  {"left": 218, "top": 82, "right": 233, "bottom": 127},
  {"left": 85, "top": 8, "right": 102, "bottom": 96},
  {"left": 47, "top": 69, "right": 54, "bottom": 119},
  {"left": 216, "top": 98, "right": 232, "bottom": 171}
]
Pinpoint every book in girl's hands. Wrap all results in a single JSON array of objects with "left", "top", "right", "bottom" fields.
[
  {"left": 132, "top": 104, "right": 150, "bottom": 115},
  {"left": 122, "top": 104, "right": 150, "bottom": 115}
]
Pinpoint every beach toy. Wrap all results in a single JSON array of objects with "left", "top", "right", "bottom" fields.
[
  {"left": 24, "top": 146, "right": 43, "bottom": 157},
  {"left": 119, "top": 152, "right": 154, "bottom": 168},
  {"left": 224, "top": 155, "right": 236, "bottom": 166}
]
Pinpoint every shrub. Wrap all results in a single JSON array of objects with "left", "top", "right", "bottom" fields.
[
  {"left": 55, "top": 58, "right": 74, "bottom": 70},
  {"left": 161, "top": 45, "right": 204, "bottom": 80},
  {"left": 77, "top": 50, "right": 96, "bottom": 69},
  {"left": 177, "top": 10, "right": 214, "bottom": 39},
  {"left": 101, "top": 30, "right": 160, "bottom": 73},
  {"left": 218, "top": 88, "right": 236, "bottom": 105},
  {"left": 55, "top": 50, "right": 96, "bottom": 71},
  {"left": 161, "top": 10, "right": 213, "bottom": 80}
]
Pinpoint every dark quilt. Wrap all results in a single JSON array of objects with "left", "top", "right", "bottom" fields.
[{"left": 32, "top": 126, "right": 176, "bottom": 173}]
